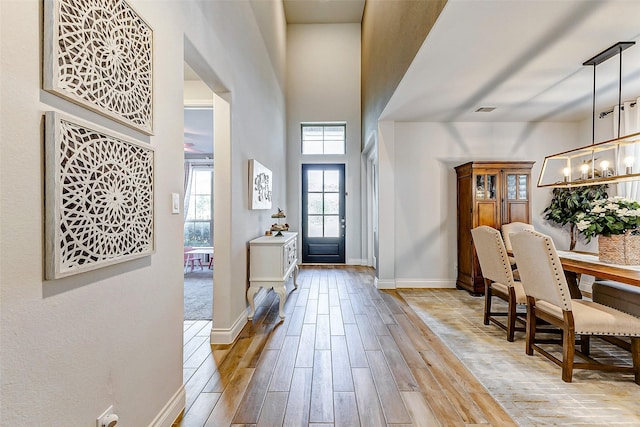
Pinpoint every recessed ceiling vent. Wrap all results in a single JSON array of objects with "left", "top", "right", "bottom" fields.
[{"left": 475, "top": 107, "right": 496, "bottom": 113}]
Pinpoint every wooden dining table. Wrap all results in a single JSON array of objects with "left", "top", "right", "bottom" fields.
[{"left": 556, "top": 250, "right": 640, "bottom": 299}]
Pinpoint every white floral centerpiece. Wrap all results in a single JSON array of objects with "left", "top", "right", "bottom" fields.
[{"left": 576, "top": 196, "right": 640, "bottom": 264}]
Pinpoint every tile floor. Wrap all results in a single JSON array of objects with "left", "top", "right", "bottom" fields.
[{"left": 400, "top": 289, "right": 640, "bottom": 426}]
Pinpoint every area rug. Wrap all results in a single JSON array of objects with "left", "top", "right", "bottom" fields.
[
  {"left": 184, "top": 269, "right": 213, "bottom": 320},
  {"left": 399, "top": 289, "right": 640, "bottom": 426}
]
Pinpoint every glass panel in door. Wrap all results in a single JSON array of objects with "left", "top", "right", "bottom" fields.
[{"left": 301, "top": 164, "right": 345, "bottom": 263}]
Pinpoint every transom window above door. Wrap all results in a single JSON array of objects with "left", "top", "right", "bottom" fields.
[{"left": 301, "top": 123, "right": 346, "bottom": 155}]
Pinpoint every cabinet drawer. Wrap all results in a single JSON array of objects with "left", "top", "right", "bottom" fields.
[{"left": 283, "top": 239, "right": 297, "bottom": 275}]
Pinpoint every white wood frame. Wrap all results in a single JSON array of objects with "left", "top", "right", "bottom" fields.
[
  {"left": 249, "top": 159, "right": 273, "bottom": 210},
  {"left": 45, "top": 111, "right": 155, "bottom": 279},
  {"left": 43, "top": 0, "right": 154, "bottom": 135}
]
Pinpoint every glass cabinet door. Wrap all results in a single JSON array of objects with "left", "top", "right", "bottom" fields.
[
  {"left": 506, "top": 174, "right": 529, "bottom": 200},
  {"left": 475, "top": 174, "right": 497, "bottom": 200}
]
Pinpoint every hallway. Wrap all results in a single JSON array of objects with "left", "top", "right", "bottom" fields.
[{"left": 175, "top": 266, "right": 513, "bottom": 426}]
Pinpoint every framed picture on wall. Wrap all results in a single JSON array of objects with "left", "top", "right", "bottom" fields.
[
  {"left": 43, "top": 0, "right": 154, "bottom": 135},
  {"left": 45, "top": 111, "right": 155, "bottom": 279},
  {"left": 249, "top": 159, "right": 272, "bottom": 210}
]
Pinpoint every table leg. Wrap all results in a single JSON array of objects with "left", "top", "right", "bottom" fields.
[
  {"left": 564, "top": 271, "right": 583, "bottom": 299},
  {"left": 274, "top": 285, "right": 287, "bottom": 319},
  {"left": 293, "top": 264, "right": 299, "bottom": 289},
  {"left": 247, "top": 286, "right": 259, "bottom": 320}
]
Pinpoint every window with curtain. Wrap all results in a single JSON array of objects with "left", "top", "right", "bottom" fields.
[
  {"left": 613, "top": 97, "right": 640, "bottom": 200},
  {"left": 184, "top": 167, "right": 213, "bottom": 246},
  {"left": 301, "top": 123, "right": 346, "bottom": 155}
]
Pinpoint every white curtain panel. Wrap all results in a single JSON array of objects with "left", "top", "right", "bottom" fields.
[
  {"left": 183, "top": 162, "right": 194, "bottom": 218},
  {"left": 613, "top": 96, "right": 640, "bottom": 200}
]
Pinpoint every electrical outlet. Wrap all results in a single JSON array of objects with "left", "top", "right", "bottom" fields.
[{"left": 97, "top": 406, "right": 118, "bottom": 427}]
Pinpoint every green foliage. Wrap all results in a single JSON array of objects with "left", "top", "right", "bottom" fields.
[
  {"left": 542, "top": 185, "right": 608, "bottom": 249},
  {"left": 576, "top": 197, "right": 640, "bottom": 242},
  {"left": 543, "top": 185, "right": 608, "bottom": 226}
]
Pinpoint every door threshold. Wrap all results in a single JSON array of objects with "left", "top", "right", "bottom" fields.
[{"left": 299, "top": 263, "right": 357, "bottom": 269}]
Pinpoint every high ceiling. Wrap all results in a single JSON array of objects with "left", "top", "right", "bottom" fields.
[
  {"left": 183, "top": 63, "right": 213, "bottom": 157},
  {"left": 382, "top": 0, "right": 640, "bottom": 123},
  {"left": 283, "top": 0, "right": 365, "bottom": 24},
  {"left": 186, "top": 0, "right": 640, "bottom": 155},
  {"left": 283, "top": 0, "right": 640, "bottom": 125}
]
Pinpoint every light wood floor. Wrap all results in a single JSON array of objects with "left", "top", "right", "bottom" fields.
[{"left": 175, "top": 266, "right": 515, "bottom": 427}]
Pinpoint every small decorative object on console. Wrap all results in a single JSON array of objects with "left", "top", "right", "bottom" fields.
[{"left": 271, "top": 208, "right": 289, "bottom": 236}]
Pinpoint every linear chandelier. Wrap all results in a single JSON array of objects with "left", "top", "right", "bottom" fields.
[{"left": 537, "top": 42, "right": 639, "bottom": 188}]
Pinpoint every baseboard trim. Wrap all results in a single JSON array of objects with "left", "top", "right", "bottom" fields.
[
  {"left": 347, "top": 258, "right": 367, "bottom": 266},
  {"left": 374, "top": 277, "right": 396, "bottom": 289},
  {"left": 395, "top": 279, "right": 456, "bottom": 289},
  {"left": 210, "top": 310, "right": 247, "bottom": 345},
  {"left": 299, "top": 264, "right": 375, "bottom": 270},
  {"left": 148, "top": 384, "right": 185, "bottom": 427}
]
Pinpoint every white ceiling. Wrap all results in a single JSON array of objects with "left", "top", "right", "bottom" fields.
[
  {"left": 183, "top": 63, "right": 213, "bottom": 156},
  {"left": 185, "top": 0, "right": 640, "bottom": 155},
  {"left": 184, "top": 107, "right": 213, "bottom": 156},
  {"left": 383, "top": 0, "right": 640, "bottom": 123},
  {"left": 283, "top": 0, "right": 365, "bottom": 24}
]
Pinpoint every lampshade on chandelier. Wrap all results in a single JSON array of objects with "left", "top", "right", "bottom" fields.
[{"left": 537, "top": 42, "right": 640, "bottom": 188}]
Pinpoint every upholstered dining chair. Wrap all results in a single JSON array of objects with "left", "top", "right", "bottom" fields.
[
  {"left": 471, "top": 226, "right": 527, "bottom": 342},
  {"left": 510, "top": 230, "right": 640, "bottom": 384},
  {"left": 501, "top": 222, "right": 535, "bottom": 267}
]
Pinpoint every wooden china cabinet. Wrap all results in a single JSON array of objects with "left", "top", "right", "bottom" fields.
[{"left": 455, "top": 161, "right": 534, "bottom": 295}]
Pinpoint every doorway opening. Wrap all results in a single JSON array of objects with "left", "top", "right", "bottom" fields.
[
  {"left": 301, "top": 163, "right": 346, "bottom": 263},
  {"left": 183, "top": 62, "right": 214, "bottom": 321},
  {"left": 363, "top": 141, "right": 377, "bottom": 269}
]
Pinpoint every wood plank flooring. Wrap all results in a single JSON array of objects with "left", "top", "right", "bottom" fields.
[{"left": 175, "top": 266, "right": 514, "bottom": 427}]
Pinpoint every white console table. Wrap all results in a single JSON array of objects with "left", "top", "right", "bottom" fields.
[{"left": 247, "top": 231, "right": 299, "bottom": 319}]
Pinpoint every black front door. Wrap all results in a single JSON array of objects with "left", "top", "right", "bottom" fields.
[{"left": 301, "top": 164, "right": 345, "bottom": 263}]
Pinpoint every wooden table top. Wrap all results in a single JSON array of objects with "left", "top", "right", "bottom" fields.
[{"left": 556, "top": 251, "right": 640, "bottom": 288}]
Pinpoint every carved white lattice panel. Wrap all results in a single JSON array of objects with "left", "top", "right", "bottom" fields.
[
  {"left": 45, "top": 112, "right": 154, "bottom": 279},
  {"left": 44, "top": 0, "right": 153, "bottom": 134}
]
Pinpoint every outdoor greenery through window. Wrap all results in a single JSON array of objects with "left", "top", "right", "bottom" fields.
[
  {"left": 302, "top": 124, "right": 346, "bottom": 155},
  {"left": 184, "top": 168, "right": 213, "bottom": 246}
]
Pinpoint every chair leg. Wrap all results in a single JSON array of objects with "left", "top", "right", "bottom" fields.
[
  {"left": 506, "top": 287, "right": 516, "bottom": 342},
  {"left": 525, "top": 296, "right": 535, "bottom": 356},
  {"left": 483, "top": 279, "right": 492, "bottom": 326},
  {"left": 561, "top": 322, "right": 576, "bottom": 383},
  {"left": 631, "top": 337, "right": 640, "bottom": 385},
  {"left": 580, "top": 334, "right": 590, "bottom": 356}
]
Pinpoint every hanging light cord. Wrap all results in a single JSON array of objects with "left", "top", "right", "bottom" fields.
[
  {"left": 592, "top": 64, "right": 596, "bottom": 145},
  {"left": 618, "top": 45, "right": 623, "bottom": 139}
]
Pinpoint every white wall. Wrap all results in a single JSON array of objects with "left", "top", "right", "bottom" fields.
[
  {"left": 0, "top": 0, "right": 286, "bottom": 425},
  {"left": 378, "top": 121, "right": 581, "bottom": 288},
  {"left": 184, "top": 80, "right": 214, "bottom": 106},
  {"left": 286, "top": 24, "right": 363, "bottom": 264}
]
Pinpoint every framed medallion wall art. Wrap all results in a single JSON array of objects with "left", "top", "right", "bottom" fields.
[
  {"left": 249, "top": 159, "right": 273, "bottom": 210},
  {"left": 45, "top": 112, "right": 155, "bottom": 279},
  {"left": 43, "top": 0, "right": 154, "bottom": 134}
]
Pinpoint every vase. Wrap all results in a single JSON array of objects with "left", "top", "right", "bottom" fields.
[{"left": 598, "top": 231, "right": 640, "bottom": 265}]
